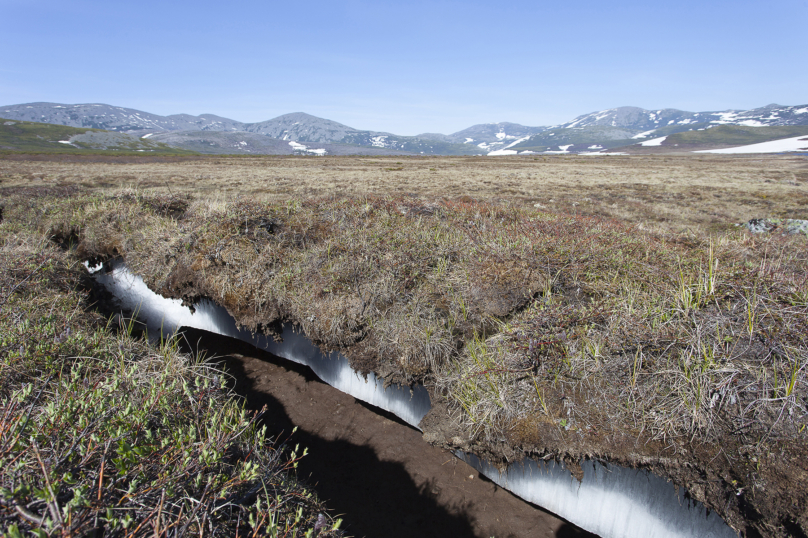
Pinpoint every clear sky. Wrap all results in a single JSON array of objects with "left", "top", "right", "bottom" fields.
[{"left": 2, "top": 0, "right": 806, "bottom": 135}]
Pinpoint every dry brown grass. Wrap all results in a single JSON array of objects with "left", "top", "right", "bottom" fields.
[{"left": 2, "top": 153, "right": 807, "bottom": 234}]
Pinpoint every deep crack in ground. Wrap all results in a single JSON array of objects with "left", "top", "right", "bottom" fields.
[{"left": 178, "top": 327, "right": 596, "bottom": 538}]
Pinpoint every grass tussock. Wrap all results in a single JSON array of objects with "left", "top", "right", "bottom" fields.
[{"left": 0, "top": 215, "right": 342, "bottom": 535}]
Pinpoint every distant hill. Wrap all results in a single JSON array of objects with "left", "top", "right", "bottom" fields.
[
  {"left": 0, "top": 104, "right": 479, "bottom": 156},
  {"left": 558, "top": 104, "right": 808, "bottom": 130},
  {"left": 3, "top": 101, "right": 807, "bottom": 156},
  {"left": 0, "top": 103, "right": 243, "bottom": 133},
  {"left": 147, "top": 131, "right": 414, "bottom": 156},
  {"left": 604, "top": 124, "right": 808, "bottom": 154},
  {"left": 0, "top": 117, "right": 194, "bottom": 154},
  {"left": 417, "top": 122, "right": 548, "bottom": 152},
  {"left": 505, "top": 104, "right": 808, "bottom": 154}
]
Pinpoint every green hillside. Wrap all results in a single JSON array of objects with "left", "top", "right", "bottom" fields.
[
  {"left": 665, "top": 124, "right": 808, "bottom": 147},
  {"left": 0, "top": 118, "right": 197, "bottom": 154},
  {"left": 508, "top": 126, "right": 639, "bottom": 153}
]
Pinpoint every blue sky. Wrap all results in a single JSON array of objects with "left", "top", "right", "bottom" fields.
[{"left": 1, "top": 0, "right": 806, "bottom": 135}]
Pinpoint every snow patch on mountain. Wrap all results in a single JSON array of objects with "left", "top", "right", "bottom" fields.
[
  {"left": 289, "top": 141, "right": 327, "bottom": 155},
  {"left": 640, "top": 136, "right": 667, "bottom": 147},
  {"left": 694, "top": 135, "right": 808, "bottom": 154},
  {"left": 504, "top": 136, "right": 531, "bottom": 149}
]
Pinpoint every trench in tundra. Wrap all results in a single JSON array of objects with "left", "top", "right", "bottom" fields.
[
  {"left": 90, "top": 261, "right": 738, "bottom": 538},
  {"left": 179, "top": 327, "right": 591, "bottom": 538}
]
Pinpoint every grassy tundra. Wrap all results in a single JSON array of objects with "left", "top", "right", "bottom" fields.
[{"left": 1, "top": 153, "right": 807, "bottom": 537}]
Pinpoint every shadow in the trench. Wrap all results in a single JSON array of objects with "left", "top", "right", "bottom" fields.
[
  {"left": 178, "top": 327, "right": 480, "bottom": 538},
  {"left": 557, "top": 523, "right": 599, "bottom": 538}
]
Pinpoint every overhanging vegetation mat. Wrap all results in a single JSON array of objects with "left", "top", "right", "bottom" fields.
[{"left": 2, "top": 186, "right": 807, "bottom": 536}]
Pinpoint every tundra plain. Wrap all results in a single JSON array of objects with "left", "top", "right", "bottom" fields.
[
  {"left": 2, "top": 153, "right": 807, "bottom": 232},
  {"left": 1, "top": 152, "right": 807, "bottom": 537}
]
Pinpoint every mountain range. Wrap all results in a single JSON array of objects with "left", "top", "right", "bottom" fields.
[{"left": 2, "top": 102, "right": 807, "bottom": 156}]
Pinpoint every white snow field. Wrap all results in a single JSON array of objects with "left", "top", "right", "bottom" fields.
[
  {"left": 694, "top": 135, "right": 808, "bottom": 154},
  {"left": 640, "top": 136, "right": 668, "bottom": 146},
  {"left": 92, "top": 262, "right": 739, "bottom": 538}
]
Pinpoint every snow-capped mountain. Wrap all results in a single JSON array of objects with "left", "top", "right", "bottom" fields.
[
  {"left": 559, "top": 104, "right": 808, "bottom": 131},
  {"left": 243, "top": 112, "right": 355, "bottom": 143},
  {"left": 503, "top": 103, "right": 808, "bottom": 154},
  {"left": 0, "top": 104, "right": 480, "bottom": 155},
  {"left": 3, "top": 101, "right": 807, "bottom": 156},
  {"left": 417, "top": 122, "right": 548, "bottom": 151}
]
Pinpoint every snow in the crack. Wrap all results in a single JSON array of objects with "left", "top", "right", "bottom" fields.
[
  {"left": 92, "top": 262, "right": 740, "bottom": 538},
  {"left": 92, "top": 262, "right": 430, "bottom": 428},
  {"left": 459, "top": 453, "right": 737, "bottom": 538},
  {"left": 632, "top": 130, "right": 657, "bottom": 139}
]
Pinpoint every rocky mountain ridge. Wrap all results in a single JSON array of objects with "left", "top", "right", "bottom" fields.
[{"left": 3, "top": 101, "right": 807, "bottom": 155}]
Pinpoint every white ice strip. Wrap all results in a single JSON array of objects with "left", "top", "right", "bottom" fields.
[
  {"left": 458, "top": 453, "right": 737, "bottom": 538},
  {"left": 93, "top": 263, "right": 431, "bottom": 429},
  {"left": 640, "top": 136, "right": 667, "bottom": 146},
  {"left": 694, "top": 135, "right": 808, "bottom": 154},
  {"left": 487, "top": 149, "right": 518, "bottom": 156},
  {"left": 632, "top": 129, "right": 657, "bottom": 139}
]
